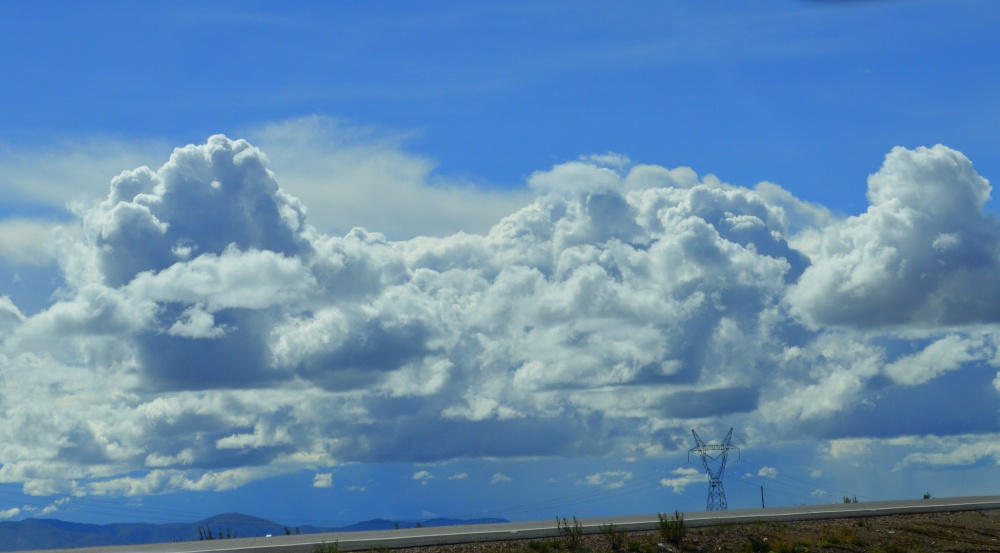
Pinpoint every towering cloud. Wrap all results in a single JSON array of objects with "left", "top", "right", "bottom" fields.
[
  {"left": 1, "top": 136, "right": 997, "bottom": 501},
  {"left": 788, "top": 145, "right": 1000, "bottom": 327}
]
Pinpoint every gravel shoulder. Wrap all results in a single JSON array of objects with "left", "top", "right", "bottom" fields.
[{"left": 394, "top": 510, "right": 1000, "bottom": 553}]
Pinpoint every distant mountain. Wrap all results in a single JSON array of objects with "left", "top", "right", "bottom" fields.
[
  {"left": 337, "top": 517, "right": 509, "bottom": 532},
  {"left": 0, "top": 513, "right": 510, "bottom": 552}
]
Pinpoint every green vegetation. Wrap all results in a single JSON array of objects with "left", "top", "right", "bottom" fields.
[
  {"left": 556, "top": 516, "right": 584, "bottom": 551},
  {"left": 657, "top": 510, "right": 687, "bottom": 547},
  {"left": 626, "top": 537, "right": 656, "bottom": 553},
  {"left": 735, "top": 520, "right": 870, "bottom": 553},
  {"left": 818, "top": 525, "right": 862, "bottom": 547},
  {"left": 744, "top": 533, "right": 772, "bottom": 553},
  {"left": 527, "top": 539, "right": 553, "bottom": 553},
  {"left": 314, "top": 540, "right": 340, "bottom": 553},
  {"left": 197, "top": 526, "right": 236, "bottom": 540}
]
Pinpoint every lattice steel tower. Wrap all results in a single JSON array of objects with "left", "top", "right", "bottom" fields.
[{"left": 689, "top": 428, "right": 739, "bottom": 511}]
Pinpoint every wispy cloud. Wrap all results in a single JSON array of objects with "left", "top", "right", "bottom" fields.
[
  {"left": 248, "top": 116, "right": 532, "bottom": 239},
  {"left": 490, "top": 473, "right": 512, "bottom": 485},
  {"left": 584, "top": 471, "right": 633, "bottom": 490}
]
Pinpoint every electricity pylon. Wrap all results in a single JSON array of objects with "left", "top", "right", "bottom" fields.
[{"left": 689, "top": 428, "right": 739, "bottom": 511}]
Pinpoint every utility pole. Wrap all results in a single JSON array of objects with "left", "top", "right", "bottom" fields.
[
  {"left": 689, "top": 428, "right": 739, "bottom": 511},
  {"left": 760, "top": 486, "right": 765, "bottom": 509}
]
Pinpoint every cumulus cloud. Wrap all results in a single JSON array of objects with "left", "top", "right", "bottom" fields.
[
  {"left": 757, "top": 466, "right": 777, "bottom": 479},
  {"left": 788, "top": 145, "right": 1000, "bottom": 328},
  {"left": 1, "top": 134, "right": 998, "bottom": 501},
  {"left": 448, "top": 473, "right": 469, "bottom": 480}
]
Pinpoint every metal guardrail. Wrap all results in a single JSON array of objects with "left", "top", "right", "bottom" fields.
[{"left": 34, "top": 495, "right": 1000, "bottom": 553}]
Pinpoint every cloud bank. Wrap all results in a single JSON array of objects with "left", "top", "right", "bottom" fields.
[{"left": 1, "top": 136, "right": 997, "bottom": 501}]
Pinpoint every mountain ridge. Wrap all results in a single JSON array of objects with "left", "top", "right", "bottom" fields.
[{"left": 0, "top": 513, "right": 509, "bottom": 552}]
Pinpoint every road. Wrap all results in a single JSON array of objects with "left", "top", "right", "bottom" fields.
[{"left": 33, "top": 495, "right": 1000, "bottom": 553}]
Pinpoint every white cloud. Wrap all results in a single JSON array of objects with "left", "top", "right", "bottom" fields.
[
  {"left": 490, "top": 472, "right": 512, "bottom": 485},
  {"left": 823, "top": 438, "right": 873, "bottom": 460},
  {"left": 900, "top": 434, "right": 1000, "bottom": 467},
  {"left": 884, "top": 334, "right": 992, "bottom": 386},
  {"left": 0, "top": 507, "right": 20, "bottom": 520},
  {"left": 788, "top": 145, "right": 1000, "bottom": 328},
  {"left": 660, "top": 467, "right": 704, "bottom": 494},
  {"left": 448, "top": 473, "right": 469, "bottom": 480},
  {"left": 0, "top": 137, "right": 167, "bottom": 210},
  {"left": 584, "top": 470, "right": 633, "bottom": 490},
  {"left": 126, "top": 246, "right": 315, "bottom": 312},
  {"left": 145, "top": 450, "right": 194, "bottom": 468},
  {"left": 0, "top": 219, "right": 61, "bottom": 266},
  {"left": 2, "top": 133, "right": 998, "bottom": 503},
  {"left": 166, "top": 305, "right": 229, "bottom": 339},
  {"left": 88, "top": 468, "right": 269, "bottom": 496},
  {"left": 0, "top": 295, "right": 25, "bottom": 335},
  {"left": 412, "top": 470, "right": 435, "bottom": 485},
  {"left": 757, "top": 466, "right": 777, "bottom": 479},
  {"left": 760, "top": 335, "right": 883, "bottom": 423},
  {"left": 313, "top": 473, "right": 333, "bottom": 488},
  {"left": 38, "top": 497, "right": 71, "bottom": 516}
]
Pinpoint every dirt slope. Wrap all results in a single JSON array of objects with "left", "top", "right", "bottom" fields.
[{"left": 396, "top": 509, "right": 1000, "bottom": 553}]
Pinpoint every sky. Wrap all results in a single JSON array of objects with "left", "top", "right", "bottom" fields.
[{"left": 0, "top": 0, "right": 999, "bottom": 529}]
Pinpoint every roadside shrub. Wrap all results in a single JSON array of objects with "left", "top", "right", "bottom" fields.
[
  {"left": 557, "top": 516, "right": 584, "bottom": 551},
  {"left": 657, "top": 511, "right": 687, "bottom": 547},
  {"left": 600, "top": 523, "right": 627, "bottom": 551}
]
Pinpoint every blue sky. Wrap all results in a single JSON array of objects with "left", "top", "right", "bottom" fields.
[{"left": 0, "top": 0, "right": 999, "bottom": 529}]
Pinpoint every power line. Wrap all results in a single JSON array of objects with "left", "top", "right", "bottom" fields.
[
  {"left": 737, "top": 459, "right": 875, "bottom": 503},
  {"left": 435, "top": 468, "right": 671, "bottom": 522}
]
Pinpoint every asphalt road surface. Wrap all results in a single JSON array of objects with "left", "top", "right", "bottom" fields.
[{"left": 34, "top": 495, "right": 1000, "bottom": 553}]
